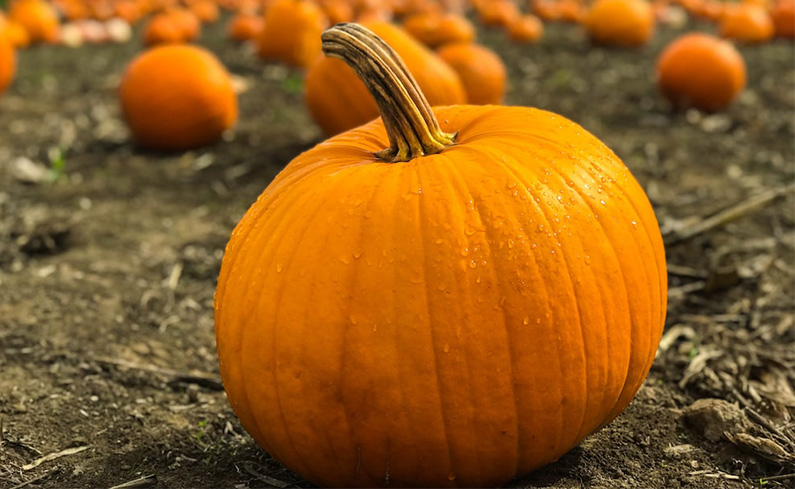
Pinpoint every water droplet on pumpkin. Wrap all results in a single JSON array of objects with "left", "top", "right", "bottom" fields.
[
  {"left": 339, "top": 255, "right": 351, "bottom": 264},
  {"left": 508, "top": 239, "right": 515, "bottom": 249},
  {"left": 435, "top": 238, "right": 443, "bottom": 245},
  {"left": 353, "top": 250, "right": 362, "bottom": 259},
  {"left": 600, "top": 200, "right": 606, "bottom": 206},
  {"left": 443, "top": 344, "right": 450, "bottom": 353},
  {"left": 523, "top": 317, "right": 530, "bottom": 325},
  {"left": 631, "top": 221, "right": 637, "bottom": 227},
  {"left": 349, "top": 315, "right": 357, "bottom": 325},
  {"left": 448, "top": 473, "right": 456, "bottom": 481},
  {"left": 468, "top": 260, "right": 477, "bottom": 269},
  {"left": 275, "top": 263, "right": 283, "bottom": 272},
  {"left": 585, "top": 255, "right": 591, "bottom": 265}
]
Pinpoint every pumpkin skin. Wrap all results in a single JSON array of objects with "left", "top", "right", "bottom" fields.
[
  {"left": 584, "top": 0, "right": 655, "bottom": 47},
  {"left": 402, "top": 12, "right": 475, "bottom": 48},
  {"left": 719, "top": 4, "right": 774, "bottom": 43},
  {"left": 9, "top": 0, "right": 59, "bottom": 43},
  {"left": 771, "top": 0, "right": 795, "bottom": 38},
  {"left": 257, "top": 0, "right": 327, "bottom": 67},
  {"left": 436, "top": 42, "right": 506, "bottom": 105},
  {"left": 216, "top": 24, "right": 667, "bottom": 489},
  {"left": 143, "top": 13, "right": 184, "bottom": 46},
  {"left": 0, "top": 31, "right": 15, "bottom": 96},
  {"left": 657, "top": 32, "right": 746, "bottom": 112},
  {"left": 228, "top": 13, "right": 263, "bottom": 42},
  {"left": 508, "top": 14, "right": 544, "bottom": 43},
  {"left": 305, "top": 21, "right": 466, "bottom": 135},
  {"left": 119, "top": 44, "right": 238, "bottom": 151}
]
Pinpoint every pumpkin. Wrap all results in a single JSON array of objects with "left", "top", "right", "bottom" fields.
[
  {"left": 119, "top": 44, "right": 238, "bottom": 150},
  {"left": 167, "top": 7, "right": 201, "bottom": 41},
  {"left": 257, "top": 0, "right": 328, "bottom": 67},
  {"left": 402, "top": 11, "right": 475, "bottom": 48},
  {"left": 436, "top": 42, "right": 506, "bottom": 104},
  {"left": 719, "top": 3, "right": 774, "bottom": 43},
  {"left": 508, "top": 14, "right": 544, "bottom": 43},
  {"left": 657, "top": 32, "right": 746, "bottom": 112},
  {"left": 190, "top": 0, "right": 220, "bottom": 23},
  {"left": 143, "top": 12, "right": 184, "bottom": 45},
  {"left": 476, "top": 0, "right": 521, "bottom": 26},
  {"left": 4, "top": 19, "right": 31, "bottom": 48},
  {"left": 584, "top": 0, "right": 655, "bottom": 46},
  {"left": 320, "top": 0, "right": 355, "bottom": 24},
  {"left": 9, "top": 0, "right": 59, "bottom": 43},
  {"left": 216, "top": 22, "right": 667, "bottom": 489},
  {"left": 305, "top": 20, "right": 466, "bottom": 135},
  {"left": 0, "top": 30, "right": 15, "bottom": 96},
  {"left": 228, "top": 12, "right": 263, "bottom": 41},
  {"left": 771, "top": 0, "right": 795, "bottom": 37}
]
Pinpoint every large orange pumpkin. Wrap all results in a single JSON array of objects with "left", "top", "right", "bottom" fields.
[
  {"left": 436, "top": 42, "right": 506, "bottom": 104},
  {"left": 0, "top": 31, "right": 15, "bottom": 96},
  {"left": 657, "top": 32, "right": 746, "bottom": 111},
  {"left": 257, "top": 0, "right": 327, "bottom": 67},
  {"left": 216, "top": 23, "right": 667, "bottom": 489},
  {"left": 584, "top": 0, "right": 655, "bottom": 46},
  {"left": 9, "top": 0, "right": 59, "bottom": 43},
  {"left": 119, "top": 44, "right": 238, "bottom": 151},
  {"left": 305, "top": 20, "right": 466, "bottom": 135}
]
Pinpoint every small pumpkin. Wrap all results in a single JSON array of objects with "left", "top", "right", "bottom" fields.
[
  {"left": 305, "top": 20, "right": 466, "bottom": 135},
  {"left": 657, "top": 32, "right": 746, "bottom": 112},
  {"left": 771, "top": 0, "right": 795, "bottom": 38},
  {"left": 216, "top": 22, "right": 667, "bottom": 489},
  {"left": 719, "top": 3, "right": 774, "bottom": 43},
  {"left": 119, "top": 44, "right": 238, "bottom": 151},
  {"left": 0, "top": 30, "right": 15, "bottom": 96},
  {"left": 143, "top": 12, "right": 184, "bottom": 46},
  {"left": 508, "top": 14, "right": 544, "bottom": 43},
  {"left": 319, "top": 0, "right": 355, "bottom": 24},
  {"left": 402, "top": 11, "right": 475, "bottom": 48},
  {"left": 436, "top": 42, "right": 507, "bottom": 104},
  {"left": 257, "top": 0, "right": 328, "bottom": 67},
  {"left": 584, "top": 0, "right": 655, "bottom": 46},
  {"left": 190, "top": 0, "right": 220, "bottom": 23},
  {"left": 476, "top": 0, "right": 521, "bottom": 26},
  {"left": 4, "top": 19, "right": 31, "bottom": 48},
  {"left": 167, "top": 7, "right": 201, "bottom": 41},
  {"left": 9, "top": 0, "right": 59, "bottom": 43},
  {"left": 228, "top": 12, "right": 263, "bottom": 42}
]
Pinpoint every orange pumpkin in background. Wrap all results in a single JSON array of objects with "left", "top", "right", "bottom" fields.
[
  {"left": 771, "top": 0, "right": 795, "bottom": 37},
  {"left": 216, "top": 23, "right": 667, "bottom": 489},
  {"left": 258, "top": 0, "right": 327, "bottom": 67},
  {"left": 719, "top": 3, "right": 774, "bottom": 43},
  {"left": 143, "top": 13, "right": 184, "bottom": 45},
  {"left": 508, "top": 14, "right": 544, "bottom": 42},
  {"left": 9, "top": 0, "right": 60, "bottom": 43},
  {"left": 4, "top": 19, "right": 31, "bottom": 48},
  {"left": 476, "top": 0, "right": 521, "bottom": 26},
  {"left": 228, "top": 12, "right": 263, "bottom": 41},
  {"left": 191, "top": 0, "right": 220, "bottom": 22},
  {"left": 319, "top": 0, "right": 355, "bottom": 24},
  {"left": 0, "top": 31, "right": 15, "bottom": 96},
  {"left": 402, "top": 11, "right": 475, "bottom": 47},
  {"left": 584, "top": 0, "right": 655, "bottom": 46},
  {"left": 119, "top": 44, "right": 238, "bottom": 150},
  {"left": 657, "top": 32, "right": 746, "bottom": 111},
  {"left": 305, "top": 20, "right": 466, "bottom": 135},
  {"left": 437, "top": 42, "right": 507, "bottom": 104},
  {"left": 168, "top": 7, "right": 201, "bottom": 41}
]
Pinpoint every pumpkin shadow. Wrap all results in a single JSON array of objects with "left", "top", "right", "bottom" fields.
[{"left": 506, "top": 447, "right": 586, "bottom": 488}]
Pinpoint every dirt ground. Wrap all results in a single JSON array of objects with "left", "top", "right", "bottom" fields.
[{"left": 0, "top": 15, "right": 793, "bottom": 489}]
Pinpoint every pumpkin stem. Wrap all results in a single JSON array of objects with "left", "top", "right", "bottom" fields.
[{"left": 321, "top": 23, "right": 457, "bottom": 163}]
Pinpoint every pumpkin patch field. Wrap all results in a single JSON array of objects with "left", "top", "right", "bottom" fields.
[{"left": 0, "top": 1, "right": 793, "bottom": 488}]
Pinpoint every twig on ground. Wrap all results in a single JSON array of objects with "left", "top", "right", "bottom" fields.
[
  {"left": 107, "top": 474, "right": 157, "bottom": 489},
  {"left": 664, "top": 185, "right": 793, "bottom": 245},
  {"left": 22, "top": 446, "right": 88, "bottom": 471},
  {"left": 760, "top": 473, "right": 795, "bottom": 482},
  {"left": 9, "top": 468, "right": 60, "bottom": 489},
  {"left": 238, "top": 461, "right": 291, "bottom": 488},
  {"left": 93, "top": 357, "right": 223, "bottom": 391}
]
